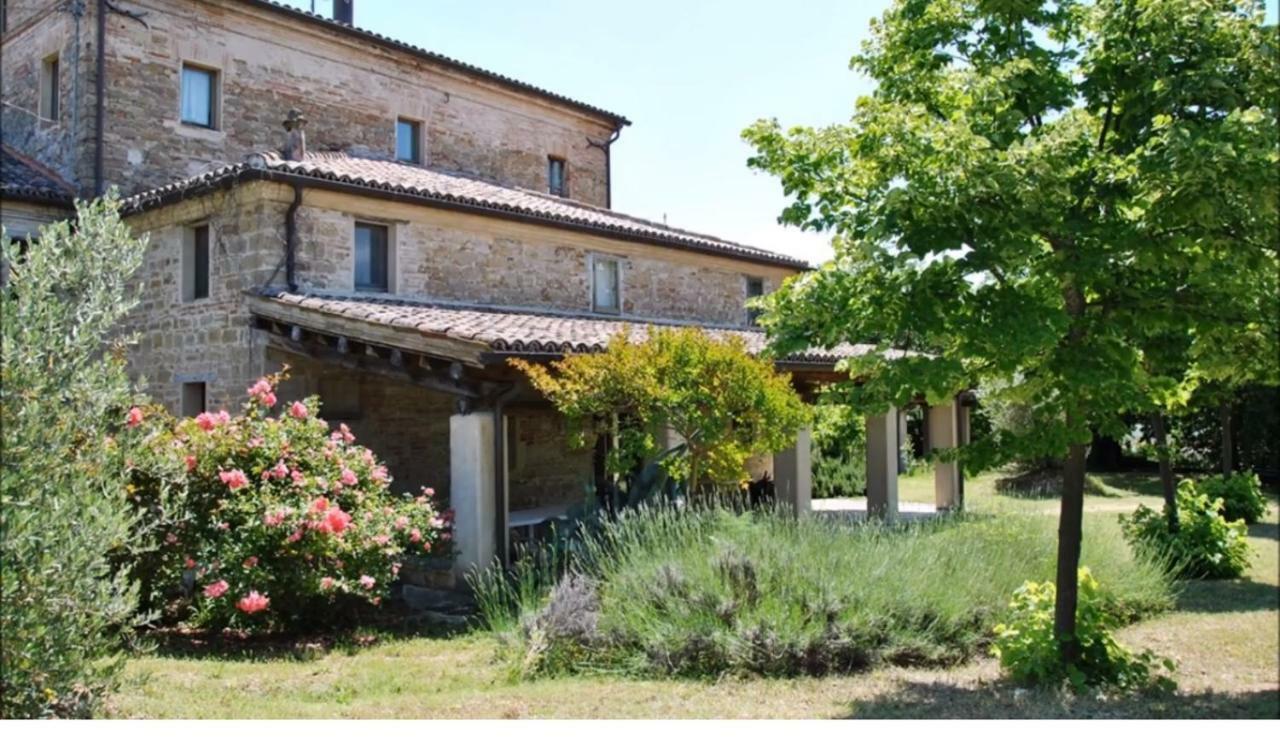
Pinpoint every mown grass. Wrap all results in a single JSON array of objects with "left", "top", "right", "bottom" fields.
[{"left": 475, "top": 504, "right": 1173, "bottom": 679}]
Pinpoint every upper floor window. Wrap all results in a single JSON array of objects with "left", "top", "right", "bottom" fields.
[
  {"left": 396, "top": 118, "right": 422, "bottom": 164},
  {"left": 745, "top": 276, "right": 764, "bottom": 326},
  {"left": 548, "top": 156, "right": 567, "bottom": 198},
  {"left": 354, "top": 222, "right": 390, "bottom": 292},
  {"left": 181, "top": 63, "right": 219, "bottom": 129},
  {"left": 591, "top": 255, "right": 620, "bottom": 314},
  {"left": 40, "top": 54, "right": 59, "bottom": 121},
  {"left": 182, "top": 224, "right": 211, "bottom": 302}
]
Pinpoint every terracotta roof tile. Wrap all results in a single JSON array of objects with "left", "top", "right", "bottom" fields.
[
  {"left": 125, "top": 151, "right": 811, "bottom": 269},
  {"left": 255, "top": 290, "right": 870, "bottom": 364}
]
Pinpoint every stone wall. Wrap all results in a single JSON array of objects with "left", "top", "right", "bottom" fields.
[
  {"left": 295, "top": 189, "right": 795, "bottom": 327},
  {"left": 89, "top": 0, "right": 615, "bottom": 205},
  {"left": 0, "top": 198, "right": 72, "bottom": 239},
  {"left": 507, "top": 409, "right": 594, "bottom": 511}
]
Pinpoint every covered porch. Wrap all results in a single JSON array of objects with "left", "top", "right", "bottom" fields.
[{"left": 248, "top": 290, "right": 973, "bottom": 577}]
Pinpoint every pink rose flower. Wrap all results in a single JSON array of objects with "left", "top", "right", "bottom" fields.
[
  {"left": 242, "top": 556, "right": 259, "bottom": 569},
  {"left": 409, "top": 528, "right": 422, "bottom": 543},
  {"left": 359, "top": 575, "right": 376, "bottom": 590},
  {"left": 394, "top": 516, "right": 409, "bottom": 530},
  {"left": 423, "top": 487, "right": 436, "bottom": 498},
  {"left": 126, "top": 406, "right": 145, "bottom": 428},
  {"left": 339, "top": 423, "right": 355, "bottom": 443},
  {"left": 194, "top": 412, "right": 218, "bottom": 431},
  {"left": 217, "top": 522, "right": 230, "bottom": 531},
  {"left": 310, "top": 497, "right": 330, "bottom": 514},
  {"left": 184, "top": 556, "right": 196, "bottom": 569},
  {"left": 165, "top": 532, "right": 178, "bottom": 545},
  {"left": 247, "top": 379, "right": 277, "bottom": 408},
  {"left": 236, "top": 591, "right": 270, "bottom": 614},
  {"left": 286, "top": 529, "right": 304, "bottom": 544},
  {"left": 320, "top": 576, "right": 335, "bottom": 591},
  {"left": 203, "top": 579, "right": 229, "bottom": 599},
  {"left": 340, "top": 468, "right": 358, "bottom": 487},
  {"left": 218, "top": 469, "right": 249, "bottom": 491},
  {"left": 372, "top": 534, "right": 390, "bottom": 546},
  {"left": 289, "top": 401, "right": 308, "bottom": 419},
  {"left": 321, "top": 507, "right": 352, "bottom": 535},
  {"left": 184, "top": 454, "right": 198, "bottom": 472}
]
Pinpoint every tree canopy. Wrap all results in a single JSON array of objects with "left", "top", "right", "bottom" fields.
[{"left": 743, "top": 0, "right": 1278, "bottom": 663}]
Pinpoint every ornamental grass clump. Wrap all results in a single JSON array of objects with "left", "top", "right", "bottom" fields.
[
  {"left": 126, "top": 372, "right": 453, "bottom": 632},
  {"left": 474, "top": 505, "right": 1173, "bottom": 679},
  {"left": 1120, "top": 479, "right": 1251, "bottom": 580}
]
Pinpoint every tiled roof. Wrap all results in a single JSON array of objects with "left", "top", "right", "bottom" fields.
[
  {"left": 253, "top": 290, "right": 870, "bottom": 365},
  {"left": 125, "top": 151, "right": 811, "bottom": 269},
  {"left": 238, "top": 0, "right": 629, "bottom": 127},
  {"left": 0, "top": 146, "right": 75, "bottom": 205}
]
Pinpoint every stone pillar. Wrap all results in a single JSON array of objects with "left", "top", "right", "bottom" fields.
[
  {"left": 774, "top": 427, "right": 812, "bottom": 514},
  {"left": 866, "top": 408, "right": 899, "bottom": 520},
  {"left": 450, "top": 412, "right": 496, "bottom": 578},
  {"left": 928, "top": 400, "right": 961, "bottom": 511}
]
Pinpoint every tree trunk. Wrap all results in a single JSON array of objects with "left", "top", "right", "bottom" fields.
[
  {"left": 1151, "top": 412, "right": 1179, "bottom": 532},
  {"left": 1053, "top": 434, "right": 1088, "bottom": 666},
  {"left": 1220, "top": 400, "right": 1234, "bottom": 478}
]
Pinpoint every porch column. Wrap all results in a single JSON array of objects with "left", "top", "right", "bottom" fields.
[
  {"left": 928, "top": 399, "right": 961, "bottom": 511},
  {"left": 774, "top": 427, "right": 812, "bottom": 515},
  {"left": 450, "top": 411, "right": 496, "bottom": 578},
  {"left": 866, "top": 407, "right": 899, "bottom": 520}
]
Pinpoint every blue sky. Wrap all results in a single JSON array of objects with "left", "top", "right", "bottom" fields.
[{"left": 283, "top": 0, "right": 1279, "bottom": 265}]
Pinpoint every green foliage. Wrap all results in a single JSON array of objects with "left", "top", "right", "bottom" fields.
[
  {"left": 811, "top": 403, "right": 866, "bottom": 498},
  {"left": 0, "top": 196, "right": 148, "bottom": 718},
  {"left": 124, "top": 373, "right": 453, "bottom": 632},
  {"left": 1121, "top": 480, "right": 1252, "bottom": 579},
  {"left": 474, "top": 507, "right": 1172, "bottom": 679},
  {"left": 510, "top": 327, "right": 809, "bottom": 493},
  {"left": 1198, "top": 473, "right": 1268, "bottom": 524},
  {"left": 992, "top": 568, "right": 1175, "bottom": 692}
]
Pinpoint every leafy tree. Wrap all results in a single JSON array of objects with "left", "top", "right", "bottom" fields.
[
  {"left": 510, "top": 327, "right": 809, "bottom": 495},
  {"left": 744, "top": 0, "right": 1277, "bottom": 669},
  {"left": 1, "top": 196, "right": 149, "bottom": 717}
]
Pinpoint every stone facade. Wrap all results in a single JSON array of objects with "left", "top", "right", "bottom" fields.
[
  {"left": 1, "top": 0, "right": 618, "bottom": 205},
  {"left": 0, "top": 198, "right": 70, "bottom": 239}
]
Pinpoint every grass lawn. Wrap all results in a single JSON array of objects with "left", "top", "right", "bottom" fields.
[{"left": 108, "top": 472, "right": 1279, "bottom": 719}]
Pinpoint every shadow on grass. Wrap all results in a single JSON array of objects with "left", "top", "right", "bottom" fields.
[
  {"left": 845, "top": 679, "right": 1280, "bottom": 719},
  {"left": 140, "top": 611, "right": 479, "bottom": 663},
  {"left": 1248, "top": 521, "right": 1278, "bottom": 542},
  {"left": 1173, "top": 578, "right": 1279, "bottom": 614}
]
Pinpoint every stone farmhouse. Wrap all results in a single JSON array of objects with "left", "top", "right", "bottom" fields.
[{"left": 1, "top": 0, "right": 969, "bottom": 576}]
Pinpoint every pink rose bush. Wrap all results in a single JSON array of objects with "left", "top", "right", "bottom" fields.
[{"left": 128, "top": 371, "right": 452, "bottom": 632}]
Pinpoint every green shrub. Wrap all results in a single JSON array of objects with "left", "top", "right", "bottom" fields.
[
  {"left": 0, "top": 197, "right": 148, "bottom": 718},
  {"left": 1198, "top": 473, "right": 1268, "bottom": 524},
  {"left": 126, "top": 373, "right": 453, "bottom": 633},
  {"left": 1120, "top": 480, "right": 1252, "bottom": 579},
  {"left": 474, "top": 505, "right": 1173, "bottom": 679},
  {"left": 811, "top": 404, "right": 866, "bottom": 499},
  {"left": 992, "top": 568, "right": 1175, "bottom": 691}
]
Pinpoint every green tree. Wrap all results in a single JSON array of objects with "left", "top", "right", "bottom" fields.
[
  {"left": 511, "top": 327, "right": 809, "bottom": 495},
  {"left": 1, "top": 196, "right": 150, "bottom": 717},
  {"left": 744, "top": 0, "right": 1277, "bottom": 669}
]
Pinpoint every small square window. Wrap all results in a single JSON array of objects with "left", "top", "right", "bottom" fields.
[
  {"left": 745, "top": 277, "right": 765, "bottom": 326},
  {"left": 181, "top": 382, "right": 207, "bottom": 418},
  {"left": 592, "top": 255, "right": 620, "bottom": 314},
  {"left": 182, "top": 224, "right": 211, "bottom": 302},
  {"left": 354, "top": 222, "right": 389, "bottom": 292},
  {"left": 181, "top": 64, "right": 219, "bottom": 129},
  {"left": 548, "top": 156, "right": 567, "bottom": 198},
  {"left": 396, "top": 118, "right": 421, "bottom": 164},
  {"left": 40, "top": 55, "right": 59, "bottom": 121}
]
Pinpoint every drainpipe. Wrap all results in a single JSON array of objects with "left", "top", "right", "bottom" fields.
[
  {"left": 93, "top": 0, "right": 105, "bottom": 196},
  {"left": 586, "top": 126, "right": 622, "bottom": 209},
  {"left": 284, "top": 184, "right": 302, "bottom": 292}
]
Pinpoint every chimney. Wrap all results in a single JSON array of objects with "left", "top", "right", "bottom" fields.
[
  {"left": 282, "top": 109, "right": 307, "bottom": 161},
  {"left": 332, "top": 0, "right": 353, "bottom": 25}
]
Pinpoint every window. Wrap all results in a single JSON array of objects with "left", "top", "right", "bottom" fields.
[
  {"left": 591, "top": 255, "right": 620, "bottom": 314},
  {"left": 181, "top": 382, "right": 207, "bottom": 417},
  {"left": 354, "top": 222, "right": 389, "bottom": 292},
  {"left": 40, "top": 55, "right": 59, "bottom": 121},
  {"left": 182, "top": 224, "right": 210, "bottom": 302},
  {"left": 180, "top": 63, "right": 218, "bottom": 128},
  {"left": 396, "top": 118, "right": 421, "bottom": 164},
  {"left": 548, "top": 156, "right": 567, "bottom": 197},
  {"left": 745, "top": 276, "right": 765, "bottom": 326}
]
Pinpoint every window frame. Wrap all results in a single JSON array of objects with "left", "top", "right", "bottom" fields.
[
  {"left": 590, "top": 253, "right": 622, "bottom": 315},
  {"left": 547, "top": 156, "right": 568, "bottom": 198},
  {"left": 353, "top": 221, "right": 393, "bottom": 294},
  {"left": 744, "top": 276, "right": 765, "bottom": 326},
  {"left": 39, "top": 54, "right": 59, "bottom": 121},
  {"left": 179, "top": 62, "right": 220, "bottom": 130},
  {"left": 181, "top": 223, "right": 212, "bottom": 303},
  {"left": 395, "top": 117, "right": 423, "bottom": 165}
]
